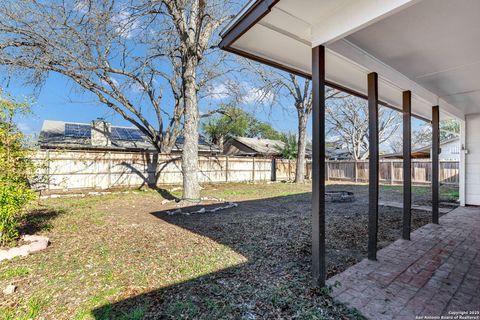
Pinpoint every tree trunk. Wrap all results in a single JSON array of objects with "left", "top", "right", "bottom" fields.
[
  {"left": 217, "top": 135, "right": 224, "bottom": 151},
  {"left": 181, "top": 62, "right": 201, "bottom": 201},
  {"left": 295, "top": 110, "right": 308, "bottom": 183}
]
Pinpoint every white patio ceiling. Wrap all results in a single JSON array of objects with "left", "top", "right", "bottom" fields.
[{"left": 223, "top": 0, "right": 480, "bottom": 121}]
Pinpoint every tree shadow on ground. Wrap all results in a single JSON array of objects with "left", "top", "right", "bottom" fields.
[
  {"left": 90, "top": 192, "right": 379, "bottom": 319},
  {"left": 19, "top": 207, "right": 63, "bottom": 235},
  {"left": 153, "top": 187, "right": 180, "bottom": 201},
  {"left": 90, "top": 184, "right": 451, "bottom": 319}
]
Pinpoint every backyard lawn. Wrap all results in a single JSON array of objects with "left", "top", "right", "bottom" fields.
[{"left": 0, "top": 182, "right": 458, "bottom": 319}]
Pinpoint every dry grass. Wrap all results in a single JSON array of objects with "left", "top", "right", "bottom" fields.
[{"left": 0, "top": 182, "right": 457, "bottom": 319}]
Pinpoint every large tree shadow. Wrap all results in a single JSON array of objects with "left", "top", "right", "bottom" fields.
[
  {"left": 89, "top": 183, "right": 453, "bottom": 319},
  {"left": 91, "top": 188, "right": 412, "bottom": 319}
]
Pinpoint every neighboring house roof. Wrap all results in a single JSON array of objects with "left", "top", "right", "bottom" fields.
[
  {"left": 381, "top": 137, "right": 459, "bottom": 159},
  {"left": 225, "top": 136, "right": 286, "bottom": 156},
  {"left": 325, "top": 147, "right": 351, "bottom": 160},
  {"left": 38, "top": 120, "right": 220, "bottom": 153}
]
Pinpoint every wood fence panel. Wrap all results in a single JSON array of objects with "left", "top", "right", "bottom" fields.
[
  {"left": 327, "top": 161, "right": 355, "bottom": 180},
  {"left": 412, "top": 161, "right": 430, "bottom": 184},
  {"left": 357, "top": 161, "right": 369, "bottom": 181},
  {"left": 33, "top": 150, "right": 459, "bottom": 194},
  {"left": 325, "top": 159, "right": 458, "bottom": 186}
]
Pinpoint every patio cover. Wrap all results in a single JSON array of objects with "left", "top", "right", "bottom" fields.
[
  {"left": 220, "top": 0, "right": 479, "bottom": 288},
  {"left": 220, "top": 0, "right": 480, "bottom": 121}
]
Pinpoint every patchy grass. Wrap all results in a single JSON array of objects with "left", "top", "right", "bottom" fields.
[
  {"left": 0, "top": 266, "right": 30, "bottom": 281},
  {"left": 0, "top": 296, "right": 47, "bottom": 320},
  {"left": 447, "top": 190, "right": 460, "bottom": 199},
  {"left": 379, "top": 184, "right": 459, "bottom": 205},
  {"left": 0, "top": 189, "right": 253, "bottom": 319},
  {"left": 162, "top": 182, "right": 312, "bottom": 200},
  {"left": 380, "top": 185, "right": 432, "bottom": 194},
  {"left": 0, "top": 182, "right": 457, "bottom": 319}
]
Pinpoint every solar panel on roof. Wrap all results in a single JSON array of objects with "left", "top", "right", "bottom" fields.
[
  {"left": 128, "top": 129, "right": 143, "bottom": 140},
  {"left": 64, "top": 123, "right": 91, "bottom": 138},
  {"left": 111, "top": 127, "right": 144, "bottom": 141}
]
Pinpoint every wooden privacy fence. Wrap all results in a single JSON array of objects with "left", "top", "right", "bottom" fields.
[
  {"left": 33, "top": 150, "right": 459, "bottom": 193},
  {"left": 323, "top": 160, "right": 459, "bottom": 186},
  {"left": 34, "top": 150, "right": 283, "bottom": 193}
]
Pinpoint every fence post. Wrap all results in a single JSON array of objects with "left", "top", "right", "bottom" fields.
[
  {"left": 390, "top": 161, "right": 395, "bottom": 185},
  {"left": 412, "top": 160, "right": 415, "bottom": 185},
  {"left": 143, "top": 153, "right": 148, "bottom": 186},
  {"left": 325, "top": 161, "right": 329, "bottom": 181},
  {"left": 354, "top": 161, "right": 358, "bottom": 183},
  {"left": 440, "top": 161, "right": 445, "bottom": 184},
  {"left": 46, "top": 150, "right": 50, "bottom": 191},
  {"left": 107, "top": 151, "right": 112, "bottom": 189},
  {"left": 288, "top": 160, "right": 291, "bottom": 181},
  {"left": 305, "top": 160, "right": 309, "bottom": 180},
  {"left": 225, "top": 156, "right": 229, "bottom": 182},
  {"left": 252, "top": 157, "right": 255, "bottom": 182}
]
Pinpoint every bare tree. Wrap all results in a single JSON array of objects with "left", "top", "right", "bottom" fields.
[
  {"left": 326, "top": 96, "right": 401, "bottom": 160},
  {"left": 0, "top": 0, "right": 235, "bottom": 201},
  {"left": 251, "top": 67, "right": 343, "bottom": 183},
  {"left": 389, "top": 126, "right": 431, "bottom": 154},
  {"left": 389, "top": 119, "right": 460, "bottom": 153}
]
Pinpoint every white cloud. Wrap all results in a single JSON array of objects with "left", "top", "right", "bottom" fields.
[
  {"left": 206, "top": 83, "right": 230, "bottom": 100},
  {"left": 100, "top": 76, "right": 120, "bottom": 88},
  {"left": 112, "top": 9, "right": 139, "bottom": 39},
  {"left": 130, "top": 82, "right": 144, "bottom": 93},
  {"left": 242, "top": 86, "right": 274, "bottom": 105},
  {"left": 110, "top": 77, "right": 120, "bottom": 87},
  {"left": 74, "top": 0, "right": 89, "bottom": 14},
  {"left": 205, "top": 82, "right": 275, "bottom": 106}
]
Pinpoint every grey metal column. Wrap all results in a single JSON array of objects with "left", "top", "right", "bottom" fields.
[
  {"left": 402, "top": 91, "right": 412, "bottom": 240},
  {"left": 368, "top": 72, "right": 379, "bottom": 261},
  {"left": 311, "top": 45, "right": 326, "bottom": 287},
  {"left": 432, "top": 106, "right": 440, "bottom": 224}
]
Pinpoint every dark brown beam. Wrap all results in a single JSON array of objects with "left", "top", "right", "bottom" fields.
[
  {"left": 432, "top": 106, "right": 440, "bottom": 224},
  {"left": 402, "top": 91, "right": 412, "bottom": 240},
  {"left": 223, "top": 46, "right": 432, "bottom": 124},
  {"left": 223, "top": 46, "right": 311, "bottom": 78},
  {"left": 368, "top": 72, "right": 379, "bottom": 261},
  {"left": 311, "top": 45, "right": 326, "bottom": 287}
]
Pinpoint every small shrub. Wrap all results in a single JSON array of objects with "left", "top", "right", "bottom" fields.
[
  {"left": 0, "top": 91, "right": 36, "bottom": 245},
  {"left": 0, "top": 179, "right": 35, "bottom": 244}
]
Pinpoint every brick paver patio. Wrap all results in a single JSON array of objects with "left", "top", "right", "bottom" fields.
[{"left": 327, "top": 206, "right": 480, "bottom": 320}]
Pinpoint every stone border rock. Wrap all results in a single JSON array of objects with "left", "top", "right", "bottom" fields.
[
  {"left": 0, "top": 235, "right": 49, "bottom": 261},
  {"left": 166, "top": 202, "right": 238, "bottom": 216},
  {"left": 325, "top": 191, "right": 355, "bottom": 203}
]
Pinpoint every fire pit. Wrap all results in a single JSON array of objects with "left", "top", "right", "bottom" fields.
[{"left": 325, "top": 191, "right": 355, "bottom": 203}]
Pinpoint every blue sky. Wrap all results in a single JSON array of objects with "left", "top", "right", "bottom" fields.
[
  {"left": 1, "top": 0, "right": 431, "bottom": 155},
  {"left": 5, "top": 69, "right": 300, "bottom": 138},
  {"left": 2, "top": 0, "right": 299, "bottom": 139},
  {"left": 4, "top": 60, "right": 426, "bottom": 154},
  {"left": 8, "top": 73, "right": 119, "bottom": 135}
]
